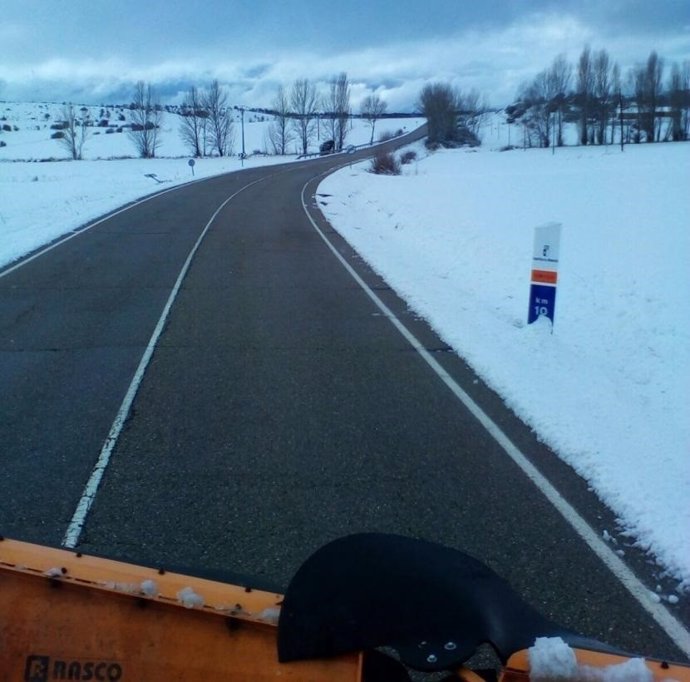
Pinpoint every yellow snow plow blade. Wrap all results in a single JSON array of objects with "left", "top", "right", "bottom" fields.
[
  {"left": 2, "top": 535, "right": 689, "bottom": 681},
  {"left": 0, "top": 537, "right": 361, "bottom": 681}
]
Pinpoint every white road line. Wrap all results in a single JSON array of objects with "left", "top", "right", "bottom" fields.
[
  {"left": 300, "top": 177, "right": 690, "bottom": 657},
  {"left": 0, "top": 180, "right": 201, "bottom": 280},
  {"left": 62, "top": 175, "right": 270, "bottom": 549}
]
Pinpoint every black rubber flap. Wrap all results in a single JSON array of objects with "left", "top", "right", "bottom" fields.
[{"left": 278, "top": 533, "right": 570, "bottom": 671}]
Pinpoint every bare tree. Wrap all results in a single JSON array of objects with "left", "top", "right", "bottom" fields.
[
  {"left": 267, "top": 85, "right": 294, "bottom": 155},
  {"left": 666, "top": 60, "right": 690, "bottom": 141},
  {"left": 419, "top": 83, "right": 459, "bottom": 147},
  {"left": 633, "top": 51, "right": 665, "bottom": 142},
  {"left": 631, "top": 64, "right": 646, "bottom": 143},
  {"left": 324, "top": 73, "right": 351, "bottom": 150},
  {"left": 507, "top": 55, "right": 571, "bottom": 150},
  {"left": 178, "top": 86, "right": 207, "bottom": 157},
  {"left": 336, "top": 73, "right": 351, "bottom": 151},
  {"left": 203, "top": 80, "right": 233, "bottom": 156},
  {"left": 548, "top": 54, "right": 571, "bottom": 146},
  {"left": 361, "top": 93, "right": 387, "bottom": 144},
  {"left": 517, "top": 72, "right": 553, "bottom": 148},
  {"left": 60, "top": 104, "right": 89, "bottom": 160},
  {"left": 682, "top": 61, "right": 690, "bottom": 140},
  {"left": 290, "top": 78, "right": 318, "bottom": 155},
  {"left": 457, "top": 88, "right": 488, "bottom": 139},
  {"left": 611, "top": 62, "right": 627, "bottom": 147},
  {"left": 668, "top": 62, "right": 684, "bottom": 141},
  {"left": 647, "top": 51, "right": 664, "bottom": 142},
  {"left": 576, "top": 46, "right": 594, "bottom": 145},
  {"left": 129, "top": 81, "right": 162, "bottom": 158},
  {"left": 593, "top": 49, "right": 612, "bottom": 144}
]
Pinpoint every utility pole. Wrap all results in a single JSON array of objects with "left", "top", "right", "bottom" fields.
[
  {"left": 619, "top": 93, "right": 624, "bottom": 152},
  {"left": 240, "top": 107, "right": 246, "bottom": 167}
]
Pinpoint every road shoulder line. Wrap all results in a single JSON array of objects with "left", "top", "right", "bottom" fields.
[
  {"left": 300, "top": 174, "right": 690, "bottom": 658},
  {"left": 61, "top": 174, "right": 271, "bottom": 549},
  {"left": 0, "top": 179, "right": 204, "bottom": 280}
]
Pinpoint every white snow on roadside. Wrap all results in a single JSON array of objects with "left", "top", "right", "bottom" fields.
[
  {"left": 0, "top": 105, "right": 421, "bottom": 269},
  {"left": 0, "top": 156, "right": 279, "bottom": 268},
  {"left": 319, "top": 138, "right": 690, "bottom": 588}
]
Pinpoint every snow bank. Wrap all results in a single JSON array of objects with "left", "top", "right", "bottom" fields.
[
  {"left": 319, "top": 140, "right": 690, "bottom": 588},
  {"left": 0, "top": 156, "right": 276, "bottom": 268}
]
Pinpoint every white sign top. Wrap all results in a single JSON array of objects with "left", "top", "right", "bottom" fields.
[{"left": 532, "top": 222, "right": 562, "bottom": 267}]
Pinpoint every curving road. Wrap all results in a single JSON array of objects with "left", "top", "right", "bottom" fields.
[{"left": 1, "top": 128, "right": 688, "bottom": 663}]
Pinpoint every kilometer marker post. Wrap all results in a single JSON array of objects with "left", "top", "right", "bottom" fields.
[{"left": 528, "top": 222, "right": 562, "bottom": 327}]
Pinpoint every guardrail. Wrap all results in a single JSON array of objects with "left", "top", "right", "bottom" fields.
[{"left": 296, "top": 128, "right": 422, "bottom": 160}]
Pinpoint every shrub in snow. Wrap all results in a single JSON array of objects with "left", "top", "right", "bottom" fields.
[
  {"left": 370, "top": 150, "right": 401, "bottom": 175},
  {"left": 377, "top": 130, "right": 396, "bottom": 143},
  {"left": 400, "top": 150, "right": 417, "bottom": 165},
  {"left": 425, "top": 126, "right": 480, "bottom": 150},
  {"left": 51, "top": 131, "right": 65, "bottom": 139}
]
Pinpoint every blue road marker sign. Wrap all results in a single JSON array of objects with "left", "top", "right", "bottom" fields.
[{"left": 528, "top": 223, "right": 562, "bottom": 325}]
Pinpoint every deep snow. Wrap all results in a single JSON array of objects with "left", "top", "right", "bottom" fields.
[{"left": 318, "top": 135, "right": 690, "bottom": 592}]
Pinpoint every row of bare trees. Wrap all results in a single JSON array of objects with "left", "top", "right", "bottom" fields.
[
  {"left": 129, "top": 81, "right": 162, "bottom": 158},
  {"left": 57, "top": 79, "right": 234, "bottom": 160},
  {"left": 178, "top": 74, "right": 357, "bottom": 158},
  {"left": 267, "top": 74, "right": 355, "bottom": 156},
  {"left": 508, "top": 47, "right": 690, "bottom": 148},
  {"left": 56, "top": 74, "right": 388, "bottom": 160},
  {"left": 178, "top": 80, "right": 234, "bottom": 158},
  {"left": 265, "top": 74, "right": 397, "bottom": 156}
]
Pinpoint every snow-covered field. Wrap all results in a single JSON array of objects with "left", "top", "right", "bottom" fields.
[
  {"left": 1, "top": 102, "right": 688, "bottom": 593},
  {"left": 319, "top": 133, "right": 690, "bottom": 591},
  {"left": 0, "top": 102, "right": 421, "bottom": 268}
]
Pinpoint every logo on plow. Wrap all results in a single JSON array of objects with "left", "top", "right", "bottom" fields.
[{"left": 24, "top": 655, "right": 123, "bottom": 681}]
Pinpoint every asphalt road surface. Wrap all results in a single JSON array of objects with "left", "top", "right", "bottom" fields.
[{"left": 1, "top": 128, "right": 688, "bottom": 664}]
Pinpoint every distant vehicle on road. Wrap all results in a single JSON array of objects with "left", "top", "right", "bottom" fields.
[{"left": 319, "top": 140, "right": 335, "bottom": 155}]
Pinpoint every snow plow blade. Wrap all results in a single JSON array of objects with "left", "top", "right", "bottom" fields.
[
  {"left": 0, "top": 537, "right": 360, "bottom": 681},
  {"left": 1, "top": 534, "right": 688, "bottom": 681}
]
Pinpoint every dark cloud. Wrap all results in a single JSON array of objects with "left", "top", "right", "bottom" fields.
[
  {"left": 243, "top": 64, "right": 272, "bottom": 80},
  {"left": 1, "top": 1, "right": 687, "bottom": 107}
]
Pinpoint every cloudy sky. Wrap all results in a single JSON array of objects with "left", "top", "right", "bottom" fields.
[{"left": 1, "top": 0, "right": 688, "bottom": 109}]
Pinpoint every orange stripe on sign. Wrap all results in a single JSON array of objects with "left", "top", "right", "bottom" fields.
[{"left": 531, "top": 269, "right": 558, "bottom": 284}]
